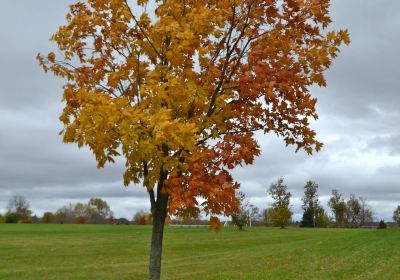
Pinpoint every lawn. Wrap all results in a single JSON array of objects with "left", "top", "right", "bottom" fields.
[{"left": 0, "top": 224, "right": 399, "bottom": 279}]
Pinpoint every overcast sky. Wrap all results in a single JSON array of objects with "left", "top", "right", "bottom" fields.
[{"left": 1, "top": 1, "right": 399, "bottom": 221}]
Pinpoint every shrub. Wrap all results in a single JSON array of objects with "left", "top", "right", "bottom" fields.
[{"left": 316, "top": 212, "right": 330, "bottom": 228}]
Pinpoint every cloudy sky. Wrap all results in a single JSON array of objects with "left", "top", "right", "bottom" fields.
[{"left": 1, "top": 1, "right": 399, "bottom": 221}]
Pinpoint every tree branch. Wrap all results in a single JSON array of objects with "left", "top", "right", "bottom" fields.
[
  {"left": 149, "top": 189, "right": 156, "bottom": 212},
  {"left": 123, "top": 0, "right": 163, "bottom": 60},
  {"left": 206, "top": 1, "right": 254, "bottom": 117}
]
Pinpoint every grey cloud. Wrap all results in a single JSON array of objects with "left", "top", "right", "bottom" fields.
[
  {"left": 316, "top": 0, "right": 400, "bottom": 118},
  {"left": 0, "top": 1, "right": 74, "bottom": 110},
  {"left": 367, "top": 134, "right": 400, "bottom": 155}
]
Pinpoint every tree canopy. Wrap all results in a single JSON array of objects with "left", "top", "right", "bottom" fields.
[{"left": 38, "top": 0, "right": 349, "bottom": 225}]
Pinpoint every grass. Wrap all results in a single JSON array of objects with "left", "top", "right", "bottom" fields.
[{"left": 0, "top": 224, "right": 399, "bottom": 279}]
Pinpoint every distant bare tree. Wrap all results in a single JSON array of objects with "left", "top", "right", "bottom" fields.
[
  {"left": 232, "top": 191, "right": 251, "bottom": 230},
  {"left": 249, "top": 205, "right": 260, "bottom": 227},
  {"left": 6, "top": 195, "right": 32, "bottom": 223},
  {"left": 55, "top": 204, "right": 75, "bottom": 224},
  {"left": 359, "top": 197, "right": 373, "bottom": 226}
]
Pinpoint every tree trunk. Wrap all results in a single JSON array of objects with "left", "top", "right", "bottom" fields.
[{"left": 148, "top": 192, "right": 168, "bottom": 280}]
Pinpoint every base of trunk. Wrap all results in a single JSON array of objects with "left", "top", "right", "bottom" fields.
[{"left": 148, "top": 193, "right": 168, "bottom": 280}]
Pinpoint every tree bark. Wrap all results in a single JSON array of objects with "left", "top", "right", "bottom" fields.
[{"left": 148, "top": 192, "right": 169, "bottom": 280}]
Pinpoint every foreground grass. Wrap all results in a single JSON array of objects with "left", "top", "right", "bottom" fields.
[{"left": 0, "top": 225, "right": 399, "bottom": 279}]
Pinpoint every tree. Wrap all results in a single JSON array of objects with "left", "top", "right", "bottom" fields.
[
  {"left": 377, "top": 220, "right": 387, "bottom": 229},
  {"left": 55, "top": 204, "right": 75, "bottom": 224},
  {"left": 359, "top": 197, "right": 373, "bottom": 226},
  {"left": 315, "top": 206, "right": 330, "bottom": 228},
  {"left": 249, "top": 205, "right": 260, "bottom": 227},
  {"left": 346, "top": 194, "right": 362, "bottom": 228},
  {"left": 42, "top": 212, "right": 55, "bottom": 224},
  {"left": 393, "top": 206, "right": 400, "bottom": 225},
  {"left": 31, "top": 215, "right": 40, "bottom": 224},
  {"left": 0, "top": 214, "right": 4, "bottom": 224},
  {"left": 74, "top": 202, "right": 90, "bottom": 224},
  {"left": 134, "top": 210, "right": 153, "bottom": 225},
  {"left": 5, "top": 213, "right": 19, "bottom": 223},
  {"left": 328, "top": 189, "right": 347, "bottom": 227},
  {"left": 231, "top": 191, "right": 251, "bottom": 230},
  {"left": 300, "top": 180, "right": 319, "bottom": 227},
  {"left": 87, "top": 198, "right": 112, "bottom": 223},
  {"left": 38, "top": 1, "right": 349, "bottom": 278},
  {"left": 263, "top": 208, "right": 275, "bottom": 227},
  {"left": 6, "top": 195, "right": 32, "bottom": 223},
  {"left": 268, "top": 178, "right": 292, "bottom": 228}
]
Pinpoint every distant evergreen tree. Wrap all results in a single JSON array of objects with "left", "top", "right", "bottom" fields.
[
  {"left": 377, "top": 220, "right": 387, "bottom": 229},
  {"left": 300, "top": 208, "right": 314, "bottom": 227}
]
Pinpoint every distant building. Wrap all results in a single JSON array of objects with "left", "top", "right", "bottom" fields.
[{"left": 115, "top": 218, "right": 130, "bottom": 225}]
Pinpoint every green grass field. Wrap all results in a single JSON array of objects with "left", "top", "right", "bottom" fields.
[{"left": 0, "top": 224, "right": 399, "bottom": 279}]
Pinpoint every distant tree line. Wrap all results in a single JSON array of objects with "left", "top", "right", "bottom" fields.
[
  {"left": 230, "top": 177, "right": 399, "bottom": 230},
  {"left": 0, "top": 195, "right": 186, "bottom": 226},
  {"left": 0, "top": 196, "right": 114, "bottom": 224},
  {"left": 1, "top": 189, "right": 399, "bottom": 228},
  {"left": 0, "top": 195, "right": 164, "bottom": 226},
  {"left": 48, "top": 198, "right": 113, "bottom": 224}
]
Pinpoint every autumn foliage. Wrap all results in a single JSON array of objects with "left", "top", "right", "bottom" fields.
[{"left": 38, "top": 0, "right": 348, "bottom": 228}]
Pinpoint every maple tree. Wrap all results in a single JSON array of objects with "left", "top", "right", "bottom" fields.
[{"left": 38, "top": 0, "right": 349, "bottom": 278}]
